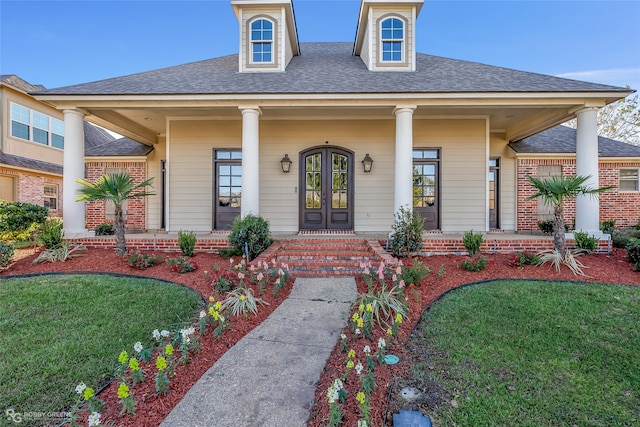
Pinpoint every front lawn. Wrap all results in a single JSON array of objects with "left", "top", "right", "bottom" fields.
[
  {"left": 0, "top": 274, "right": 202, "bottom": 423},
  {"left": 406, "top": 280, "right": 640, "bottom": 426}
]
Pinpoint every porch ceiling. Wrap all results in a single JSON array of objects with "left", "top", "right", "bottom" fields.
[{"left": 83, "top": 101, "right": 593, "bottom": 146}]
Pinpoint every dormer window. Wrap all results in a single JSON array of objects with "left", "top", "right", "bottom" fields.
[
  {"left": 381, "top": 17, "right": 404, "bottom": 62},
  {"left": 251, "top": 19, "right": 273, "bottom": 63}
]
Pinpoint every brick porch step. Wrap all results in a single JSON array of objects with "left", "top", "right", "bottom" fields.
[{"left": 274, "top": 239, "right": 382, "bottom": 277}]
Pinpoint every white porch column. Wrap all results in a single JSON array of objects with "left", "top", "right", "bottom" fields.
[
  {"left": 394, "top": 106, "right": 416, "bottom": 213},
  {"left": 575, "top": 106, "right": 600, "bottom": 234},
  {"left": 239, "top": 106, "right": 261, "bottom": 217},
  {"left": 62, "top": 109, "right": 86, "bottom": 235}
]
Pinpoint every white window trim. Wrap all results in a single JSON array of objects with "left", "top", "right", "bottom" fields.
[
  {"left": 249, "top": 18, "right": 275, "bottom": 65},
  {"left": 43, "top": 184, "right": 58, "bottom": 210},
  {"left": 619, "top": 167, "right": 640, "bottom": 192},
  {"left": 10, "top": 102, "right": 64, "bottom": 149},
  {"left": 379, "top": 16, "right": 405, "bottom": 63}
]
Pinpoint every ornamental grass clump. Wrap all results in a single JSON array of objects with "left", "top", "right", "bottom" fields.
[
  {"left": 32, "top": 242, "right": 87, "bottom": 263},
  {"left": 222, "top": 286, "right": 269, "bottom": 317}
]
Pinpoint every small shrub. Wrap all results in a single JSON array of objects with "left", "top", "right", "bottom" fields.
[
  {"left": 537, "top": 220, "right": 554, "bottom": 235},
  {"left": 0, "top": 222, "right": 41, "bottom": 244},
  {"left": 0, "top": 241, "right": 15, "bottom": 268},
  {"left": 178, "top": 230, "right": 197, "bottom": 257},
  {"left": 636, "top": 218, "right": 640, "bottom": 230},
  {"left": 462, "top": 230, "right": 483, "bottom": 256},
  {"left": 127, "top": 250, "right": 163, "bottom": 270},
  {"left": 611, "top": 228, "right": 640, "bottom": 248},
  {"left": 95, "top": 223, "right": 115, "bottom": 236},
  {"left": 389, "top": 206, "right": 425, "bottom": 257},
  {"left": 0, "top": 201, "right": 49, "bottom": 233},
  {"left": 508, "top": 251, "right": 541, "bottom": 267},
  {"left": 459, "top": 255, "right": 489, "bottom": 272},
  {"left": 400, "top": 260, "right": 430, "bottom": 286},
  {"left": 229, "top": 215, "right": 272, "bottom": 261},
  {"left": 573, "top": 231, "right": 598, "bottom": 253},
  {"left": 600, "top": 220, "right": 616, "bottom": 234},
  {"left": 167, "top": 256, "right": 198, "bottom": 273},
  {"left": 212, "top": 268, "right": 237, "bottom": 294},
  {"left": 218, "top": 247, "right": 242, "bottom": 259},
  {"left": 627, "top": 238, "right": 640, "bottom": 272},
  {"left": 40, "top": 217, "right": 63, "bottom": 249},
  {"left": 537, "top": 220, "right": 570, "bottom": 235},
  {"left": 32, "top": 242, "right": 87, "bottom": 263}
]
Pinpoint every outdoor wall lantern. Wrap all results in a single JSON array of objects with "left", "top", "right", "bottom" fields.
[
  {"left": 361, "top": 153, "right": 374, "bottom": 173},
  {"left": 280, "top": 154, "right": 292, "bottom": 173}
]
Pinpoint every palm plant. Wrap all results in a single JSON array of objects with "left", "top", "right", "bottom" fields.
[
  {"left": 527, "top": 174, "right": 610, "bottom": 255},
  {"left": 76, "top": 172, "right": 154, "bottom": 255}
]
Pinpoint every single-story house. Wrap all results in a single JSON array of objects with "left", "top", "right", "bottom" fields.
[{"left": 31, "top": 0, "right": 635, "bottom": 239}]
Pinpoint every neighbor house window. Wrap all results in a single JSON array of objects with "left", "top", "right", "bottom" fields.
[
  {"left": 43, "top": 184, "right": 58, "bottom": 210},
  {"left": 10, "top": 102, "right": 64, "bottom": 148},
  {"left": 619, "top": 168, "right": 639, "bottom": 191},
  {"left": 381, "top": 17, "right": 404, "bottom": 62},
  {"left": 251, "top": 19, "right": 273, "bottom": 63}
]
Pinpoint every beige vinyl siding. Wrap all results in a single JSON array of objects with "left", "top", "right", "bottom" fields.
[
  {"left": 259, "top": 120, "right": 396, "bottom": 233},
  {"left": 414, "top": 119, "right": 487, "bottom": 232},
  {"left": 146, "top": 137, "right": 165, "bottom": 230},
  {"left": 360, "top": 21, "right": 371, "bottom": 68},
  {"left": 2, "top": 89, "right": 64, "bottom": 164},
  {"left": 370, "top": 7, "right": 414, "bottom": 71},
  {"left": 167, "top": 117, "right": 491, "bottom": 234},
  {"left": 168, "top": 120, "right": 241, "bottom": 232},
  {"left": 490, "top": 135, "right": 517, "bottom": 231}
]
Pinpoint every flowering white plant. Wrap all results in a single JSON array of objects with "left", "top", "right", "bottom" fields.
[{"left": 88, "top": 411, "right": 101, "bottom": 427}]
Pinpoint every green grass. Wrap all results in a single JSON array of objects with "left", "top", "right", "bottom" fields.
[
  {"left": 412, "top": 280, "right": 640, "bottom": 427},
  {"left": 0, "top": 274, "right": 202, "bottom": 421}
]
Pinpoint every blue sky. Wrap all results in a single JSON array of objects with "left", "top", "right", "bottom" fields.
[{"left": 1, "top": 0, "right": 639, "bottom": 91}]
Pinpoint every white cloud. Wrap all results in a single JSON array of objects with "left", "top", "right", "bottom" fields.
[{"left": 555, "top": 68, "right": 640, "bottom": 91}]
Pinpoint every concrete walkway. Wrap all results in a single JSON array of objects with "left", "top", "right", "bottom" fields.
[{"left": 160, "top": 277, "right": 358, "bottom": 427}]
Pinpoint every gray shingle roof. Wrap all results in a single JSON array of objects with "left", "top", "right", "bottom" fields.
[
  {"left": 1, "top": 74, "right": 46, "bottom": 92},
  {"left": 0, "top": 151, "right": 63, "bottom": 175},
  {"left": 510, "top": 125, "right": 640, "bottom": 157},
  {"left": 33, "top": 43, "right": 628, "bottom": 96},
  {"left": 85, "top": 136, "right": 154, "bottom": 156}
]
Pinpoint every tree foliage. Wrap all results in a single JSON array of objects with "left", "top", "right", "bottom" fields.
[
  {"left": 526, "top": 174, "right": 611, "bottom": 255},
  {"left": 565, "top": 90, "right": 640, "bottom": 145},
  {"left": 76, "top": 172, "right": 154, "bottom": 255}
]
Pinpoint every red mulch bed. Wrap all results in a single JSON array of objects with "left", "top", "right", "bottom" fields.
[
  {"left": 306, "top": 248, "right": 639, "bottom": 427},
  {"left": 1, "top": 247, "right": 294, "bottom": 427},
  {"left": 2, "top": 246, "right": 638, "bottom": 426}
]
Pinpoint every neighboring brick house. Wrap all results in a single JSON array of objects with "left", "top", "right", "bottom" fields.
[
  {"left": 510, "top": 125, "right": 640, "bottom": 232},
  {"left": 1, "top": 74, "right": 153, "bottom": 231}
]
